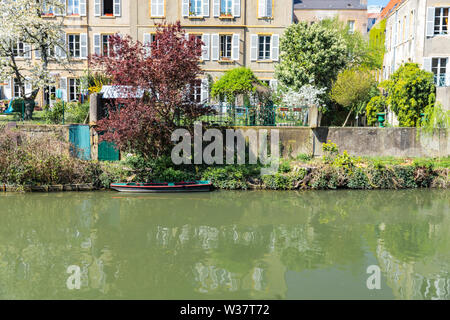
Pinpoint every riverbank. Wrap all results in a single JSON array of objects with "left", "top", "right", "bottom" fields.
[{"left": 0, "top": 129, "right": 448, "bottom": 192}]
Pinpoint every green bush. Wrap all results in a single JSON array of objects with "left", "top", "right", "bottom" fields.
[
  {"left": 66, "top": 101, "right": 90, "bottom": 123},
  {"left": 43, "top": 101, "right": 65, "bottom": 124},
  {"left": 366, "top": 96, "right": 387, "bottom": 126}
]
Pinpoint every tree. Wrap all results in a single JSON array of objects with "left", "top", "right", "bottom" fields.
[
  {"left": 366, "top": 96, "right": 387, "bottom": 126},
  {"left": 275, "top": 22, "right": 347, "bottom": 93},
  {"left": 330, "top": 68, "right": 378, "bottom": 126},
  {"left": 381, "top": 63, "right": 436, "bottom": 127},
  {"left": 210, "top": 67, "right": 266, "bottom": 105},
  {"left": 280, "top": 86, "right": 326, "bottom": 108},
  {"left": 320, "top": 17, "right": 382, "bottom": 70},
  {"left": 0, "top": 0, "right": 67, "bottom": 112},
  {"left": 91, "top": 22, "right": 209, "bottom": 159}
]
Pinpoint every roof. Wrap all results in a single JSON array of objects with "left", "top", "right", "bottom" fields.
[
  {"left": 379, "top": 0, "right": 403, "bottom": 19},
  {"left": 294, "top": 0, "right": 367, "bottom": 10}
]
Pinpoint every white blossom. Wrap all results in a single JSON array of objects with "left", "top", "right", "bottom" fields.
[{"left": 281, "top": 85, "right": 326, "bottom": 108}]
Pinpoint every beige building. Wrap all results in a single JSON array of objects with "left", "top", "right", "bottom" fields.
[
  {"left": 382, "top": 0, "right": 450, "bottom": 113},
  {"left": 1, "top": 0, "right": 294, "bottom": 106},
  {"left": 293, "top": 0, "right": 369, "bottom": 35}
]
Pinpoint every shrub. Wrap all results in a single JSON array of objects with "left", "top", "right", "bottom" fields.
[
  {"left": 66, "top": 101, "right": 90, "bottom": 124},
  {"left": 322, "top": 140, "right": 339, "bottom": 163},
  {"left": 366, "top": 96, "right": 387, "bottom": 126},
  {"left": 43, "top": 101, "right": 65, "bottom": 124}
]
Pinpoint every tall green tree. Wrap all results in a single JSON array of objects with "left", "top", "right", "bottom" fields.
[
  {"left": 381, "top": 63, "right": 436, "bottom": 127},
  {"left": 275, "top": 22, "right": 347, "bottom": 93}
]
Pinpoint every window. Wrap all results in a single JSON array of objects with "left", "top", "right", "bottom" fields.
[
  {"left": 103, "top": 0, "right": 114, "bottom": 16},
  {"left": 151, "top": 0, "right": 164, "bottom": 17},
  {"left": 258, "top": 0, "right": 272, "bottom": 18},
  {"left": 68, "top": 34, "right": 80, "bottom": 58},
  {"left": 12, "top": 42, "right": 25, "bottom": 57},
  {"left": 434, "top": 7, "right": 449, "bottom": 35},
  {"left": 220, "top": 34, "right": 232, "bottom": 60},
  {"left": 191, "top": 79, "right": 202, "bottom": 103},
  {"left": 258, "top": 35, "right": 271, "bottom": 60},
  {"left": 69, "top": 78, "right": 81, "bottom": 101},
  {"left": 432, "top": 58, "right": 447, "bottom": 86},
  {"left": 44, "top": 86, "right": 56, "bottom": 105},
  {"left": 221, "top": 0, "right": 232, "bottom": 15},
  {"left": 102, "top": 34, "right": 113, "bottom": 57},
  {"left": 42, "top": 0, "right": 55, "bottom": 15},
  {"left": 190, "top": 0, "right": 202, "bottom": 16},
  {"left": 13, "top": 79, "right": 22, "bottom": 98},
  {"left": 68, "top": 0, "right": 80, "bottom": 15},
  {"left": 348, "top": 20, "right": 355, "bottom": 34}
]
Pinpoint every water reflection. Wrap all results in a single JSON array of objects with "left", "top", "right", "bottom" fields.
[{"left": 0, "top": 190, "right": 448, "bottom": 299}]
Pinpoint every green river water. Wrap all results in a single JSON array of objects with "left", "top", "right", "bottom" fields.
[{"left": 0, "top": 189, "right": 449, "bottom": 300}]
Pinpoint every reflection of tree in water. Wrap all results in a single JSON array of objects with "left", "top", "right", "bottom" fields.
[{"left": 0, "top": 189, "right": 448, "bottom": 299}]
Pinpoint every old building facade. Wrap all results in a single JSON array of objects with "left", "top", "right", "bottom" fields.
[
  {"left": 382, "top": 0, "right": 450, "bottom": 111},
  {"left": 1, "top": 0, "right": 294, "bottom": 105}
]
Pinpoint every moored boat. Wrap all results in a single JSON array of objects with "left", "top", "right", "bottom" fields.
[{"left": 110, "top": 181, "right": 214, "bottom": 193}]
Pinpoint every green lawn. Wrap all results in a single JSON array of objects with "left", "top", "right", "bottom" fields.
[{"left": 0, "top": 110, "right": 47, "bottom": 125}]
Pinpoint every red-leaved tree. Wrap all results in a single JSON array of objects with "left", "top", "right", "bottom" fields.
[{"left": 90, "top": 21, "right": 209, "bottom": 158}]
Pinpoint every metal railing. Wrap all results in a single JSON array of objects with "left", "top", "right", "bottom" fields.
[{"left": 196, "top": 105, "right": 309, "bottom": 127}]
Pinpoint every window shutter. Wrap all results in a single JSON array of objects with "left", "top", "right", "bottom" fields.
[
  {"left": 269, "top": 79, "right": 278, "bottom": 91},
  {"left": 405, "top": 15, "right": 409, "bottom": 41},
  {"left": 144, "top": 33, "right": 152, "bottom": 56},
  {"left": 423, "top": 57, "right": 432, "bottom": 72},
  {"left": 211, "top": 34, "right": 219, "bottom": 61},
  {"left": 182, "top": 0, "right": 189, "bottom": 17},
  {"left": 266, "top": 0, "right": 272, "bottom": 17},
  {"left": 258, "top": 0, "right": 266, "bottom": 18},
  {"left": 80, "top": 33, "right": 88, "bottom": 59},
  {"left": 56, "top": 33, "right": 66, "bottom": 59},
  {"left": 201, "top": 78, "right": 209, "bottom": 103},
  {"left": 151, "top": 0, "right": 157, "bottom": 17},
  {"left": 250, "top": 34, "right": 258, "bottom": 61},
  {"left": 232, "top": 34, "right": 239, "bottom": 61},
  {"left": 213, "top": 0, "right": 220, "bottom": 17},
  {"left": 412, "top": 10, "right": 416, "bottom": 39},
  {"left": 94, "top": 0, "right": 101, "bottom": 16},
  {"left": 25, "top": 79, "right": 32, "bottom": 97},
  {"left": 94, "top": 34, "right": 101, "bottom": 55},
  {"left": 114, "top": 0, "right": 121, "bottom": 17},
  {"left": 4, "top": 78, "right": 12, "bottom": 100},
  {"left": 80, "top": 0, "right": 86, "bottom": 16},
  {"left": 35, "top": 48, "right": 41, "bottom": 59},
  {"left": 233, "top": 0, "right": 240, "bottom": 17},
  {"left": 203, "top": 0, "right": 209, "bottom": 17},
  {"left": 426, "top": 7, "right": 435, "bottom": 37},
  {"left": 56, "top": 0, "right": 66, "bottom": 16},
  {"left": 446, "top": 58, "right": 450, "bottom": 86},
  {"left": 60, "top": 77, "right": 67, "bottom": 102},
  {"left": 271, "top": 34, "right": 279, "bottom": 61},
  {"left": 202, "top": 34, "right": 210, "bottom": 61}
]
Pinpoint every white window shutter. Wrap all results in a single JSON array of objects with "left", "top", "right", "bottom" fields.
[
  {"left": 250, "top": 34, "right": 258, "bottom": 61},
  {"left": 202, "top": 34, "right": 210, "bottom": 61},
  {"left": 426, "top": 7, "right": 435, "bottom": 37},
  {"left": 25, "top": 79, "right": 32, "bottom": 97},
  {"left": 94, "top": 0, "right": 101, "bottom": 16},
  {"left": 60, "top": 77, "right": 67, "bottom": 102},
  {"left": 80, "top": 33, "right": 88, "bottom": 59},
  {"left": 151, "top": 0, "right": 158, "bottom": 17},
  {"left": 56, "top": 33, "right": 66, "bottom": 59},
  {"left": 80, "top": 0, "right": 86, "bottom": 16},
  {"left": 232, "top": 34, "right": 239, "bottom": 61},
  {"left": 182, "top": 0, "right": 189, "bottom": 17},
  {"left": 4, "top": 78, "right": 12, "bottom": 100},
  {"left": 144, "top": 33, "right": 151, "bottom": 56},
  {"left": 269, "top": 79, "right": 278, "bottom": 91},
  {"left": 423, "top": 57, "right": 432, "bottom": 72},
  {"left": 213, "top": 0, "right": 220, "bottom": 17},
  {"left": 94, "top": 34, "right": 101, "bottom": 55},
  {"left": 203, "top": 0, "right": 209, "bottom": 17},
  {"left": 271, "top": 34, "right": 279, "bottom": 61},
  {"left": 446, "top": 58, "right": 450, "bottom": 86},
  {"left": 405, "top": 15, "right": 409, "bottom": 41},
  {"left": 258, "top": 0, "right": 266, "bottom": 18},
  {"left": 211, "top": 34, "right": 219, "bottom": 61},
  {"left": 56, "top": 0, "right": 66, "bottom": 16},
  {"left": 233, "top": 0, "right": 240, "bottom": 17},
  {"left": 114, "top": 0, "right": 121, "bottom": 16},
  {"left": 35, "top": 48, "right": 41, "bottom": 59},
  {"left": 201, "top": 78, "right": 209, "bottom": 103}
]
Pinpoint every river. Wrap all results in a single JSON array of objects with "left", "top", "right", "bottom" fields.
[{"left": 0, "top": 189, "right": 448, "bottom": 299}]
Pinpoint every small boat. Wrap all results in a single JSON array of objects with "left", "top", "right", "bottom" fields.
[{"left": 110, "top": 181, "right": 214, "bottom": 193}]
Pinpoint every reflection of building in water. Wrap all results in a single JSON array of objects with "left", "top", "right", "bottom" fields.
[{"left": 376, "top": 222, "right": 450, "bottom": 300}]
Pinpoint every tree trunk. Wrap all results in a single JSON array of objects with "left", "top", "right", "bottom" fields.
[{"left": 342, "top": 109, "right": 352, "bottom": 127}]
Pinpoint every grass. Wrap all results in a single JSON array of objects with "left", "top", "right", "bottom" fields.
[{"left": 0, "top": 110, "right": 47, "bottom": 125}]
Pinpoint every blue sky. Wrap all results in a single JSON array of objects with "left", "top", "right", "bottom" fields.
[{"left": 368, "top": 0, "right": 390, "bottom": 6}]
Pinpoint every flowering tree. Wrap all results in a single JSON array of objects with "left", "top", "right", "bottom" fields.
[
  {"left": 0, "top": 0, "right": 66, "bottom": 105},
  {"left": 281, "top": 85, "right": 326, "bottom": 108},
  {"left": 91, "top": 22, "right": 209, "bottom": 159}
]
